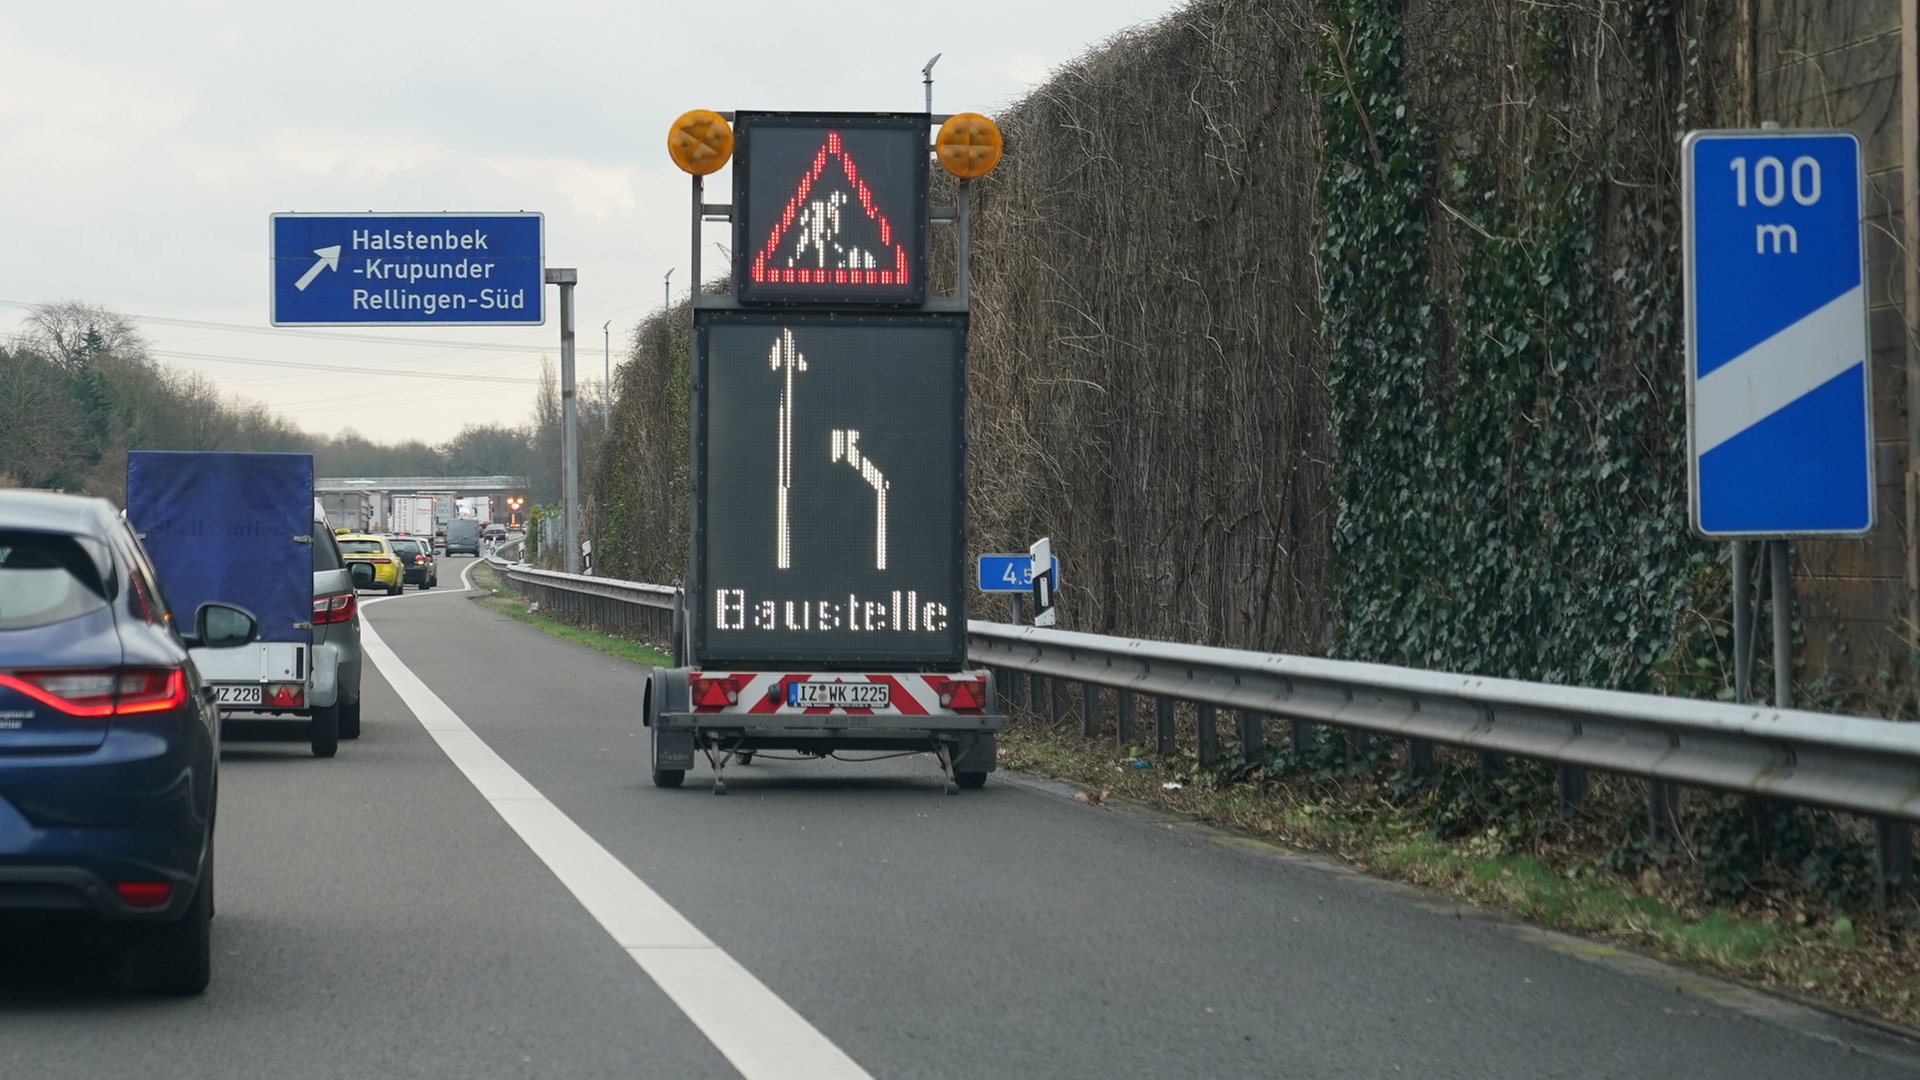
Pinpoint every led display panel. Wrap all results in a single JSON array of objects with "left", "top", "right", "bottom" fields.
[
  {"left": 733, "top": 113, "right": 929, "bottom": 306},
  {"left": 693, "top": 312, "right": 966, "bottom": 669}
]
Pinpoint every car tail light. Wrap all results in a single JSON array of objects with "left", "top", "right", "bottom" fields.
[
  {"left": 690, "top": 674, "right": 746, "bottom": 709},
  {"left": 414, "top": 554, "right": 426, "bottom": 565},
  {"left": 313, "top": 592, "right": 356, "bottom": 625},
  {"left": 115, "top": 881, "right": 173, "bottom": 908},
  {"left": 0, "top": 668, "right": 187, "bottom": 718}
]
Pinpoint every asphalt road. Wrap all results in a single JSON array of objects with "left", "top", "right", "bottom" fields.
[{"left": 5, "top": 566, "right": 1918, "bottom": 1079}]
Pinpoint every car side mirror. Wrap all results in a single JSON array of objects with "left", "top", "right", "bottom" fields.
[
  {"left": 186, "top": 602, "right": 258, "bottom": 649},
  {"left": 350, "top": 562, "right": 375, "bottom": 588}
]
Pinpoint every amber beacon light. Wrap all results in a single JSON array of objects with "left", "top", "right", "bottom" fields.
[
  {"left": 935, "top": 113, "right": 1002, "bottom": 179},
  {"left": 669, "top": 109, "right": 734, "bottom": 175}
]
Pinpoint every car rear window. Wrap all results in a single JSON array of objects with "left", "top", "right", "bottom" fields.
[
  {"left": 0, "top": 531, "right": 111, "bottom": 630},
  {"left": 390, "top": 539, "right": 422, "bottom": 556},
  {"left": 312, "top": 521, "right": 343, "bottom": 571},
  {"left": 338, "top": 539, "right": 385, "bottom": 555}
]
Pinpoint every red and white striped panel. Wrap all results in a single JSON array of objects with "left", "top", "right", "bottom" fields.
[{"left": 688, "top": 672, "right": 985, "bottom": 716}]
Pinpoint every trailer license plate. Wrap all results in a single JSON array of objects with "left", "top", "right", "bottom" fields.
[
  {"left": 214, "top": 684, "right": 262, "bottom": 706},
  {"left": 788, "top": 681, "right": 889, "bottom": 709}
]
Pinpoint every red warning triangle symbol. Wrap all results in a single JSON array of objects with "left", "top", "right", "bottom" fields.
[{"left": 750, "top": 132, "right": 910, "bottom": 288}]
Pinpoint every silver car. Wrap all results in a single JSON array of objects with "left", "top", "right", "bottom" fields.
[{"left": 310, "top": 518, "right": 369, "bottom": 740}]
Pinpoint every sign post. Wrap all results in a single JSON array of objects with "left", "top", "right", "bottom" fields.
[
  {"left": 1684, "top": 127, "right": 1871, "bottom": 705},
  {"left": 1029, "top": 537, "right": 1056, "bottom": 627}
]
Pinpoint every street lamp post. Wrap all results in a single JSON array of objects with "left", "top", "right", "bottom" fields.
[
  {"left": 544, "top": 267, "right": 581, "bottom": 574},
  {"left": 602, "top": 319, "right": 611, "bottom": 431}
]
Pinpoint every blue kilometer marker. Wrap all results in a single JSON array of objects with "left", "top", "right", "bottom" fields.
[{"left": 1683, "top": 130, "right": 1872, "bottom": 537}]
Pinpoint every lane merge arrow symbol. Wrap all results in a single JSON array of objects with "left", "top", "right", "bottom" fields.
[{"left": 294, "top": 245, "right": 341, "bottom": 291}]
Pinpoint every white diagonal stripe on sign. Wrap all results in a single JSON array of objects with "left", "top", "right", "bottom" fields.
[{"left": 1695, "top": 285, "right": 1866, "bottom": 455}]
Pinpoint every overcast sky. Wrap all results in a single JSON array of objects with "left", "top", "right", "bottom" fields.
[{"left": 0, "top": 1, "right": 1179, "bottom": 446}]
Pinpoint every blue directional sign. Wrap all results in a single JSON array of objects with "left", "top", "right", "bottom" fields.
[
  {"left": 1684, "top": 130, "right": 1872, "bottom": 536},
  {"left": 270, "top": 213, "right": 544, "bottom": 326},
  {"left": 977, "top": 553, "right": 1059, "bottom": 592}
]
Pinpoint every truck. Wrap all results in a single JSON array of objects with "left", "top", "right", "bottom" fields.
[
  {"left": 390, "top": 494, "right": 435, "bottom": 540},
  {"left": 320, "top": 489, "right": 378, "bottom": 534},
  {"left": 456, "top": 495, "right": 492, "bottom": 523},
  {"left": 421, "top": 490, "right": 456, "bottom": 550},
  {"left": 126, "top": 451, "right": 371, "bottom": 758},
  {"left": 643, "top": 110, "right": 1004, "bottom": 795}
]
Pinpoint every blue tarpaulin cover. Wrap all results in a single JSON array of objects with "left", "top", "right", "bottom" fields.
[{"left": 125, "top": 451, "right": 313, "bottom": 644}]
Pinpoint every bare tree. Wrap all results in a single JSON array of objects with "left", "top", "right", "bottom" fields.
[{"left": 19, "top": 301, "right": 151, "bottom": 371}]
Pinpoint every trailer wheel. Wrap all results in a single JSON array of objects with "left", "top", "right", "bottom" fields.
[
  {"left": 652, "top": 768, "right": 685, "bottom": 788},
  {"left": 957, "top": 771, "right": 988, "bottom": 790},
  {"left": 310, "top": 702, "right": 340, "bottom": 758}
]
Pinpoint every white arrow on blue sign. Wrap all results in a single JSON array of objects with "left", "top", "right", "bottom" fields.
[
  {"left": 270, "top": 212, "right": 545, "bottom": 327},
  {"left": 1683, "top": 129, "right": 1873, "bottom": 537}
]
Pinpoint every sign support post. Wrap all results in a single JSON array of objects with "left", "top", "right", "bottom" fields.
[
  {"left": 547, "top": 268, "right": 581, "bottom": 574},
  {"left": 1685, "top": 126, "right": 1873, "bottom": 710}
]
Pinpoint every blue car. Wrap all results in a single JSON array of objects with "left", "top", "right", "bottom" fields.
[{"left": 0, "top": 491, "right": 256, "bottom": 994}]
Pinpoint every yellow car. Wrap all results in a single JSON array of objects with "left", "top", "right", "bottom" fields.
[{"left": 335, "top": 533, "right": 405, "bottom": 595}]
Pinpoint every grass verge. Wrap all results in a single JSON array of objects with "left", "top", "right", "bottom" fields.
[{"left": 467, "top": 561, "right": 672, "bottom": 668}]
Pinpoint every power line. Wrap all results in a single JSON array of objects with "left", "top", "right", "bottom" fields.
[{"left": 149, "top": 348, "right": 538, "bottom": 385}]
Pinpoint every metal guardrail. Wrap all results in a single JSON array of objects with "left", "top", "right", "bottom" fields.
[
  {"left": 474, "top": 567, "right": 1920, "bottom": 894},
  {"left": 486, "top": 559, "right": 677, "bottom": 646}
]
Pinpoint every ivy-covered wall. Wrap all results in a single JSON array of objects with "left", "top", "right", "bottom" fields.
[{"left": 1314, "top": 0, "right": 1714, "bottom": 688}]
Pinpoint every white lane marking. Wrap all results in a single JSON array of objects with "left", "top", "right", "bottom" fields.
[
  {"left": 1694, "top": 285, "right": 1866, "bottom": 454},
  {"left": 359, "top": 620, "right": 873, "bottom": 1080}
]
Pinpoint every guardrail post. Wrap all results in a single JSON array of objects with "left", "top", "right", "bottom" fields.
[
  {"left": 1648, "top": 780, "right": 1680, "bottom": 843},
  {"left": 1346, "top": 728, "right": 1371, "bottom": 767},
  {"left": 1197, "top": 703, "right": 1218, "bottom": 767},
  {"left": 1051, "top": 677, "right": 1068, "bottom": 725},
  {"left": 1558, "top": 765, "right": 1587, "bottom": 819},
  {"left": 1291, "top": 719, "right": 1313, "bottom": 759},
  {"left": 1877, "top": 819, "right": 1914, "bottom": 907},
  {"left": 1006, "top": 667, "right": 1024, "bottom": 709},
  {"left": 1082, "top": 682, "right": 1099, "bottom": 738},
  {"left": 1155, "top": 697, "right": 1175, "bottom": 756},
  {"left": 1116, "top": 688, "right": 1135, "bottom": 746},
  {"left": 1239, "top": 710, "right": 1265, "bottom": 760},
  {"left": 1030, "top": 672, "right": 1045, "bottom": 714},
  {"left": 1408, "top": 739, "right": 1434, "bottom": 782}
]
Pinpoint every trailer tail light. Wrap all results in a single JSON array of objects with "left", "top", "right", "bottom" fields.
[
  {"left": 0, "top": 668, "right": 187, "bottom": 718},
  {"left": 313, "top": 592, "right": 356, "bottom": 625},
  {"left": 928, "top": 676, "right": 986, "bottom": 713},
  {"left": 690, "top": 674, "right": 748, "bottom": 710},
  {"left": 265, "top": 684, "right": 304, "bottom": 708}
]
